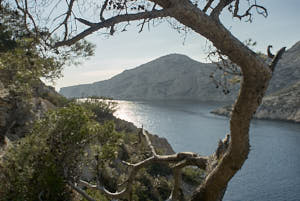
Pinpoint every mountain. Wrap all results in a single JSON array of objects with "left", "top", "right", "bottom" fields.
[
  {"left": 60, "top": 54, "right": 239, "bottom": 101},
  {"left": 60, "top": 41, "right": 300, "bottom": 103}
]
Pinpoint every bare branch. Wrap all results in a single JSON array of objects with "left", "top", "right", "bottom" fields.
[
  {"left": 269, "top": 47, "right": 286, "bottom": 72},
  {"left": 72, "top": 128, "right": 208, "bottom": 200},
  {"left": 232, "top": 0, "right": 268, "bottom": 22},
  {"left": 210, "top": 0, "right": 234, "bottom": 19},
  {"left": 79, "top": 180, "right": 128, "bottom": 199},
  {"left": 14, "top": 0, "right": 38, "bottom": 36},
  {"left": 54, "top": 9, "right": 171, "bottom": 47},
  {"left": 62, "top": 0, "right": 76, "bottom": 40},
  {"left": 75, "top": 17, "right": 97, "bottom": 26},
  {"left": 100, "top": 0, "right": 109, "bottom": 21},
  {"left": 267, "top": 45, "right": 274, "bottom": 58},
  {"left": 141, "top": 128, "right": 158, "bottom": 157},
  {"left": 203, "top": 0, "right": 214, "bottom": 13},
  {"left": 67, "top": 181, "right": 97, "bottom": 201}
]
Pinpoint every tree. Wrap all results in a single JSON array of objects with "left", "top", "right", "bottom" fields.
[
  {"left": 0, "top": 2, "right": 95, "bottom": 94},
  {"left": 0, "top": 2, "right": 96, "bottom": 145},
  {"left": 6, "top": 0, "right": 286, "bottom": 201}
]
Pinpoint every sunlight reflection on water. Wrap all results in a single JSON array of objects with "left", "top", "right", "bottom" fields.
[{"left": 113, "top": 100, "right": 300, "bottom": 201}]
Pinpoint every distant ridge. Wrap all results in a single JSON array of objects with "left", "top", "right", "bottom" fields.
[
  {"left": 60, "top": 41, "right": 300, "bottom": 104},
  {"left": 60, "top": 54, "right": 239, "bottom": 101}
]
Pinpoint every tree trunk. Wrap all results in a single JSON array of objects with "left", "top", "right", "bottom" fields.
[{"left": 164, "top": 1, "right": 273, "bottom": 200}]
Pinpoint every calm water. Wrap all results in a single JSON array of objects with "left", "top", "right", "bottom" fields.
[{"left": 114, "top": 100, "right": 300, "bottom": 201}]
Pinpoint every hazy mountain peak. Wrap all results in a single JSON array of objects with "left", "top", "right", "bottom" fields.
[{"left": 157, "top": 53, "right": 191, "bottom": 60}]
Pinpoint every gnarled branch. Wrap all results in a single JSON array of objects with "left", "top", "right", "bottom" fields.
[
  {"left": 269, "top": 47, "right": 286, "bottom": 72},
  {"left": 69, "top": 128, "right": 208, "bottom": 200},
  {"left": 232, "top": 0, "right": 268, "bottom": 22},
  {"left": 54, "top": 8, "right": 172, "bottom": 47},
  {"left": 210, "top": 0, "right": 234, "bottom": 19}
]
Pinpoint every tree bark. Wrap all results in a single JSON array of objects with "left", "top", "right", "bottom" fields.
[{"left": 160, "top": 1, "right": 272, "bottom": 200}]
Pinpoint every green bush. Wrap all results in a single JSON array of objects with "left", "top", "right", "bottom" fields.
[
  {"left": 79, "top": 98, "right": 117, "bottom": 121},
  {"left": 182, "top": 167, "right": 205, "bottom": 185},
  {"left": 0, "top": 103, "right": 122, "bottom": 201}
]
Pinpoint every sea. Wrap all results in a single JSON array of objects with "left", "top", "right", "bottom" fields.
[{"left": 113, "top": 100, "right": 300, "bottom": 201}]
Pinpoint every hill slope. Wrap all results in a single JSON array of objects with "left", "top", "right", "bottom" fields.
[{"left": 60, "top": 54, "right": 239, "bottom": 101}]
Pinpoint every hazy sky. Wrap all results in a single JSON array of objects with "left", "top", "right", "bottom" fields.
[{"left": 51, "top": 0, "right": 300, "bottom": 91}]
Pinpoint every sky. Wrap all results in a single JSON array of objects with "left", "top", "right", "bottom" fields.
[{"left": 50, "top": 0, "right": 300, "bottom": 91}]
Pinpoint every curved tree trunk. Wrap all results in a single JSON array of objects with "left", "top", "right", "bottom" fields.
[{"left": 164, "top": 1, "right": 272, "bottom": 200}]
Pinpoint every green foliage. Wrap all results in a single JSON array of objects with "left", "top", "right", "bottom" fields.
[
  {"left": 131, "top": 172, "right": 158, "bottom": 201},
  {"left": 92, "top": 121, "right": 123, "bottom": 165},
  {"left": 182, "top": 167, "right": 205, "bottom": 185},
  {"left": 83, "top": 189, "right": 109, "bottom": 201},
  {"left": 0, "top": 103, "right": 123, "bottom": 201},
  {"left": 79, "top": 98, "right": 117, "bottom": 121},
  {"left": 40, "top": 90, "right": 71, "bottom": 107},
  {"left": 130, "top": 168, "right": 172, "bottom": 201},
  {"left": 0, "top": 3, "right": 94, "bottom": 97}
]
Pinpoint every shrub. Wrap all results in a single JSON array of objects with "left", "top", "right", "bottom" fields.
[
  {"left": 0, "top": 103, "right": 122, "bottom": 201},
  {"left": 79, "top": 98, "right": 117, "bottom": 121}
]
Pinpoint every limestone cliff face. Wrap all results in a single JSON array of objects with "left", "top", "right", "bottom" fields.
[{"left": 60, "top": 54, "right": 239, "bottom": 102}]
